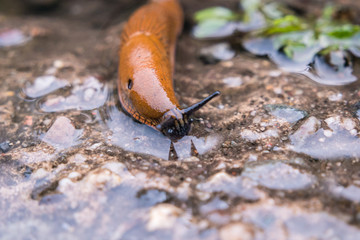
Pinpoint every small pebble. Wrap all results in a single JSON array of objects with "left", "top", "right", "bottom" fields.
[{"left": 0, "top": 142, "right": 11, "bottom": 153}]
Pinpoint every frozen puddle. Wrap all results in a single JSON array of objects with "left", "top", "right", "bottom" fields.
[
  {"left": 42, "top": 116, "right": 83, "bottom": 150},
  {"left": 242, "top": 161, "right": 316, "bottom": 191},
  {"left": 39, "top": 76, "right": 108, "bottom": 112},
  {"left": 105, "top": 106, "right": 220, "bottom": 160},
  {"left": 241, "top": 205, "right": 360, "bottom": 240},
  {"left": 24, "top": 75, "right": 69, "bottom": 98},
  {"left": 288, "top": 116, "right": 360, "bottom": 160},
  {"left": 264, "top": 104, "right": 307, "bottom": 124},
  {"left": 196, "top": 172, "right": 262, "bottom": 201}
]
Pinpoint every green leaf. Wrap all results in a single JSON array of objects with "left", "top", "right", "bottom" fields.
[
  {"left": 322, "top": 5, "right": 335, "bottom": 21},
  {"left": 194, "top": 7, "right": 237, "bottom": 23},
  {"left": 318, "top": 45, "right": 341, "bottom": 55},
  {"left": 325, "top": 24, "right": 360, "bottom": 39},
  {"left": 262, "top": 2, "right": 284, "bottom": 19},
  {"left": 264, "top": 15, "right": 307, "bottom": 35},
  {"left": 192, "top": 19, "right": 231, "bottom": 39},
  {"left": 241, "top": 0, "right": 261, "bottom": 13},
  {"left": 283, "top": 41, "right": 306, "bottom": 58}
]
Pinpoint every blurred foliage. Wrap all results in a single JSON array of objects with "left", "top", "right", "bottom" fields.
[{"left": 193, "top": 0, "right": 360, "bottom": 59}]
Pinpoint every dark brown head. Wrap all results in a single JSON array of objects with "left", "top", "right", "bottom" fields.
[{"left": 156, "top": 91, "right": 220, "bottom": 141}]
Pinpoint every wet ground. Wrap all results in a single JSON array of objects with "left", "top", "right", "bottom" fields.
[{"left": 1, "top": 0, "right": 360, "bottom": 239}]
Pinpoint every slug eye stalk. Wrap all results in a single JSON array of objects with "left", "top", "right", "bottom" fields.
[
  {"left": 183, "top": 91, "right": 221, "bottom": 116},
  {"left": 157, "top": 91, "right": 220, "bottom": 141}
]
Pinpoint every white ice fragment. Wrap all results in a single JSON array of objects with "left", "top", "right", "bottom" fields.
[
  {"left": 241, "top": 129, "right": 279, "bottom": 142},
  {"left": 147, "top": 204, "right": 183, "bottom": 231},
  {"left": 328, "top": 93, "right": 343, "bottom": 101},
  {"left": 223, "top": 76, "right": 243, "bottom": 87}
]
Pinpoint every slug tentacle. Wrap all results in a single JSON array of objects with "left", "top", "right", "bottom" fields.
[
  {"left": 183, "top": 91, "right": 221, "bottom": 116},
  {"left": 156, "top": 92, "right": 220, "bottom": 141}
]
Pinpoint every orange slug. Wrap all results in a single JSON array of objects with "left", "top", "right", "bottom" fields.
[{"left": 118, "top": 0, "right": 220, "bottom": 141}]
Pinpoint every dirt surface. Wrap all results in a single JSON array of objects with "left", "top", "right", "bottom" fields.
[{"left": 1, "top": 0, "right": 360, "bottom": 239}]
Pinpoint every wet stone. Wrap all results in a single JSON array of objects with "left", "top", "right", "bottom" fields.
[
  {"left": 242, "top": 161, "right": 316, "bottom": 191},
  {"left": 0, "top": 142, "right": 11, "bottom": 153},
  {"left": 42, "top": 116, "right": 83, "bottom": 149},
  {"left": 264, "top": 104, "right": 308, "bottom": 124}
]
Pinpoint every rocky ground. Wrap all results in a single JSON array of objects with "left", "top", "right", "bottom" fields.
[{"left": 1, "top": 0, "right": 360, "bottom": 239}]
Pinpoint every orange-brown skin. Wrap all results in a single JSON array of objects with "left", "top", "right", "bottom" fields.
[{"left": 118, "top": 0, "right": 183, "bottom": 128}]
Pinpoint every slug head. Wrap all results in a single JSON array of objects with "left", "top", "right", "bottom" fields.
[
  {"left": 157, "top": 109, "right": 193, "bottom": 141},
  {"left": 119, "top": 35, "right": 178, "bottom": 120},
  {"left": 157, "top": 91, "right": 220, "bottom": 141}
]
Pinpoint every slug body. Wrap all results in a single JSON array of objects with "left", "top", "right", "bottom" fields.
[{"left": 118, "top": 0, "right": 219, "bottom": 141}]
